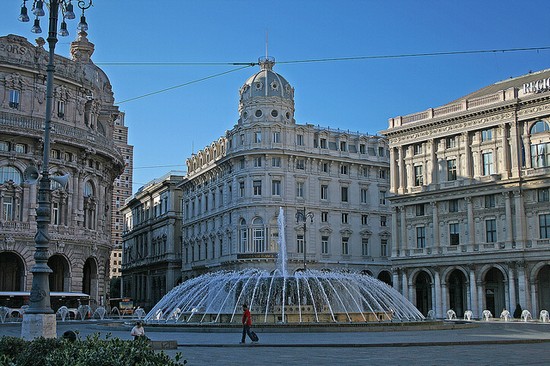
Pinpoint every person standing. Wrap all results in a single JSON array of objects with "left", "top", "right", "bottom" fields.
[
  {"left": 131, "top": 321, "right": 146, "bottom": 340},
  {"left": 240, "top": 304, "right": 256, "bottom": 344}
]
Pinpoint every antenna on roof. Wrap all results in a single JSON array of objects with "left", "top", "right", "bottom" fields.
[{"left": 265, "top": 29, "right": 269, "bottom": 59}]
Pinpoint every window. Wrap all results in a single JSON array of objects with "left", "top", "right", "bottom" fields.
[
  {"left": 322, "top": 236, "right": 329, "bottom": 254},
  {"left": 2, "top": 196, "right": 13, "bottom": 221},
  {"left": 296, "top": 159, "right": 305, "bottom": 170},
  {"left": 450, "top": 223, "right": 460, "bottom": 245},
  {"left": 297, "top": 134, "right": 304, "bottom": 146},
  {"left": 239, "top": 181, "right": 245, "bottom": 197},
  {"left": 341, "top": 237, "right": 349, "bottom": 255},
  {"left": 449, "top": 199, "right": 459, "bottom": 212},
  {"left": 379, "top": 191, "right": 386, "bottom": 205},
  {"left": 341, "top": 212, "right": 349, "bottom": 224},
  {"left": 446, "top": 136, "right": 457, "bottom": 148},
  {"left": 321, "top": 211, "right": 328, "bottom": 222},
  {"left": 380, "top": 215, "right": 387, "bottom": 227},
  {"left": 361, "top": 214, "right": 368, "bottom": 225},
  {"left": 361, "top": 238, "right": 369, "bottom": 256},
  {"left": 379, "top": 147, "right": 385, "bottom": 156},
  {"left": 360, "top": 188, "right": 368, "bottom": 203},
  {"left": 254, "top": 131, "right": 262, "bottom": 143},
  {"left": 531, "top": 143, "right": 550, "bottom": 168},
  {"left": 0, "top": 142, "right": 8, "bottom": 152},
  {"left": 253, "top": 156, "right": 262, "bottom": 167},
  {"left": 481, "top": 129, "right": 493, "bottom": 142},
  {"left": 380, "top": 239, "right": 388, "bottom": 257},
  {"left": 414, "top": 165, "right": 423, "bottom": 186},
  {"left": 297, "top": 234, "right": 304, "bottom": 253},
  {"left": 271, "top": 180, "right": 281, "bottom": 196},
  {"left": 415, "top": 204, "right": 425, "bottom": 216},
  {"left": 486, "top": 219, "right": 497, "bottom": 243},
  {"left": 538, "top": 188, "right": 550, "bottom": 202},
  {"left": 485, "top": 194, "right": 496, "bottom": 208},
  {"left": 540, "top": 214, "right": 550, "bottom": 239},
  {"left": 253, "top": 180, "right": 262, "bottom": 196},
  {"left": 320, "top": 185, "right": 328, "bottom": 200},
  {"left": 322, "top": 163, "right": 329, "bottom": 173},
  {"left": 9, "top": 90, "right": 20, "bottom": 109},
  {"left": 83, "top": 181, "right": 94, "bottom": 197},
  {"left": 340, "top": 165, "right": 349, "bottom": 175},
  {"left": 379, "top": 169, "right": 386, "bottom": 179},
  {"left": 272, "top": 157, "right": 281, "bottom": 167},
  {"left": 239, "top": 218, "right": 248, "bottom": 252},
  {"left": 414, "top": 143, "right": 423, "bottom": 155},
  {"left": 52, "top": 202, "right": 60, "bottom": 225},
  {"left": 531, "top": 120, "right": 550, "bottom": 134},
  {"left": 482, "top": 152, "right": 494, "bottom": 175},
  {"left": 447, "top": 159, "right": 457, "bottom": 181},
  {"left": 240, "top": 134, "right": 245, "bottom": 145},
  {"left": 416, "top": 227, "right": 426, "bottom": 248},
  {"left": 341, "top": 186, "right": 348, "bottom": 202},
  {"left": 296, "top": 181, "right": 304, "bottom": 198},
  {"left": 14, "top": 144, "right": 26, "bottom": 153},
  {"left": 320, "top": 138, "right": 327, "bottom": 149},
  {"left": 252, "top": 217, "right": 265, "bottom": 252},
  {"left": 240, "top": 158, "right": 245, "bottom": 169},
  {"left": 359, "top": 144, "right": 366, "bottom": 154},
  {"left": 57, "top": 100, "right": 65, "bottom": 118},
  {"left": 340, "top": 141, "right": 347, "bottom": 151},
  {"left": 272, "top": 131, "right": 281, "bottom": 143}
]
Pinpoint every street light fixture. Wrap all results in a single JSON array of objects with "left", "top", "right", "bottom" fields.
[
  {"left": 18, "top": 0, "right": 93, "bottom": 340},
  {"left": 295, "top": 208, "right": 314, "bottom": 270}
]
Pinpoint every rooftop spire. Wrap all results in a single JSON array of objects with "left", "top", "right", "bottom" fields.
[{"left": 258, "top": 56, "right": 275, "bottom": 71}]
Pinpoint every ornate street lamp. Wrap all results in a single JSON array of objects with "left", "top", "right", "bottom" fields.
[
  {"left": 18, "top": 0, "right": 92, "bottom": 340},
  {"left": 295, "top": 208, "right": 314, "bottom": 270}
]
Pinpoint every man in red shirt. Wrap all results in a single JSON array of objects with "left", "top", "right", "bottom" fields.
[{"left": 240, "top": 303, "right": 256, "bottom": 344}]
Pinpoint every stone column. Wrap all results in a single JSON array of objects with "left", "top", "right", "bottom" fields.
[
  {"left": 434, "top": 270, "right": 442, "bottom": 318},
  {"left": 429, "top": 139, "right": 437, "bottom": 185},
  {"left": 392, "top": 268, "right": 400, "bottom": 292},
  {"left": 400, "top": 206, "right": 407, "bottom": 254},
  {"left": 441, "top": 281, "right": 448, "bottom": 315},
  {"left": 391, "top": 206, "right": 399, "bottom": 257},
  {"left": 477, "top": 279, "right": 485, "bottom": 316},
  {"left": 509, "top": 118, "right": 521, "bottom": 178},
  {"left": 401, "top": 271, "right": 408, "bottom": 300},
  {"left": 466, "top": 196, "right": 474, "bottom": 246},
  {"left": 500, "top": 123, "right": 511, "bottom": 179},
  {"left": 431, "top": 201, "right": 439, "bottom": 250},
  {"left": 516, "top": 261, "right": 529, "bottom": 311},
  {"left": 398, "top": 146, "right": 406, "bottom": 194},
  {"left": 462, "top": 132, "right": 472, "bottom": 178},
  {"left": 514, "top": 190, "right": 526, "bottom": 248},
  {"left": 508, "top": 263, "right": 516, "bottom": 312},
  {"left": 390, "top": 147, "right": 397, "bottom": 193},
  {"left": 503, "top": 192, "right": 513, "bottom": 245},
  {"left": 468, "top": 267, "right": 478, "bottom": 317}
]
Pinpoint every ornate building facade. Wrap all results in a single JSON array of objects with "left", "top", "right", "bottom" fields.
[
  {"left": 121, "top": 172, "right": 185, "bottom": 310},
  {"left": 0, "top": 33, "right": 124, "bottom": 306},
  {"left": 180, "top": 58, "right": 392, "bottom": 283},
  {"left": 383, "top": 69, "right": 550, "bottom": 319}
]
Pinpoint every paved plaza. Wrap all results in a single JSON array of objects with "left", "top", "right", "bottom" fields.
[{"left": 1, "top": 320, "right": 550, "bottom": 365}]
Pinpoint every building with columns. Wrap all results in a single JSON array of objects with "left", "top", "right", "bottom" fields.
[
  {"left": 179, "top": 57, "right": 392, "bottom": 284},
  {"left": 383, "top": 68, "right": 550, "bottom": 319},
  {"left": 0, "top": 33, "right": 124, "bottom": 307},
  {"left": 121, "top": 171, "right": 185, "bottom": 310}
]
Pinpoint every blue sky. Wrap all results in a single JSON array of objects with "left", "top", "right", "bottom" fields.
[{"left": 2, "top": 0, "right": 550, "bottom": 192}]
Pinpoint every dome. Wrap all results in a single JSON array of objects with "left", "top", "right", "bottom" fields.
[{"left": 238, "top": 56, "right": 295, "bottom": 124}]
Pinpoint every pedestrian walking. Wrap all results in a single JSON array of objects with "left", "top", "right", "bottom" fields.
[{"left": 240, "top": 304, "right": 258, "bottom": 344}]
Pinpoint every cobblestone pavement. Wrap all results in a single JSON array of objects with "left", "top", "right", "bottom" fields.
[{"left": 2, "top": 320, "right": 550, "bottom": 365}]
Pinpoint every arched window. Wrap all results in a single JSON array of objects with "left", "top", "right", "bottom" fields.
[
  {"left": 530, "top": 120, "right": 550, "bottom": 134},
  {"left": 239, "top": 218, "right": 248, "bottom": 252},
  {"left": 0, "top": 166, "right": 22, "bottom": 185},
  {"left": 84, "top": 181, "right": 94, "bottom": 197},
  {"left": 252, "top": 217, "right": 266, "bottom": 252},
  {"left": 83, "top": 181, "right": 96, "bottom": 229}
]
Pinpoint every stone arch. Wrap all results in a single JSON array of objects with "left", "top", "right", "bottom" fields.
[
  {"left": 0, "top": 251, "right": 25, "bottom": 291},
  {"left": 480, "top": 266, "right": 507, "bottom": 317},
  {"left": 532, "top": 262, "right": 550, "bottom": 314},
  {"left": 445, "top": 268, "right": 468, "bottom": 317},
  {"left": 82, "top": 257, "right": 99, "bottom": 301},
  {"left": 361, "top": 269, "right": 373, "bottom": 276},
  {"left": 377, "top": 270, "right": 392, "bottom": 286},
  {"left": 410, "top": 269, "right": 433, "bottom": 316},
  {"left": 48, "top": 254, "right": 71, "bottom": 292}
]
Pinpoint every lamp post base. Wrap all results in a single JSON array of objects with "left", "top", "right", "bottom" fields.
[{"left": 21, "top": 314, "right": 57, "bottom": 340}]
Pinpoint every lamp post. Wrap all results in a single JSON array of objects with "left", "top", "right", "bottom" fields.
[
  {"left": 295, "top": 208, "right": 314, "bottom": 270},
  {"left": 18, "top": 0, "right": 92, "bottom": 340}
]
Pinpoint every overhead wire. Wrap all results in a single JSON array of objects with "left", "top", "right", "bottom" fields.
[{"left": 109, "top": 46, "right": 550, "bottom": 105}]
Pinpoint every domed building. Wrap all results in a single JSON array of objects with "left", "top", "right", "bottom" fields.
[
  {"left": 0, "top": 33, "right": 125, "bottom": 306},
  {"left": 175, "top": 57, "right": 391, "bottom": 292}
]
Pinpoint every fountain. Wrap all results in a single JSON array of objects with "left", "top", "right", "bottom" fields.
[
  {"left": 57, "top": 306, "right": 71, "bottom": 321},
  {"left": 540, "top": 310, "right": 549, "bottom": 322},
  {"left": 521, "top": 310, "right": 532, "bottom": 322},
  {"left": 464, "top": 310, "right": 473, "bottom": 321},
  {"left": 134, "top": 307, "right": 146, "bottom": 319},
  {"left": 500, "top": 309, "right": 511, "bottom": 321},
  {"left": 0, "top": 306, "right": 10, "bottom": 323},
  {"left": 145, "top": 207, "right": 425, "bottom": 324},
  {"left": 446, "top": 309, "right": 457, "bottom": 320},
  {"left": 77, "top": 305, "right": 91, "bottom": 320},
  {"left": 426, "top": 309, "right": 436, "bottom": 319},
  {"left": 482, "top": 310, "right": 492, "bottom": 321},
  {"left": 93, "top": 306, "right": 107, "bottom": 320}
]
